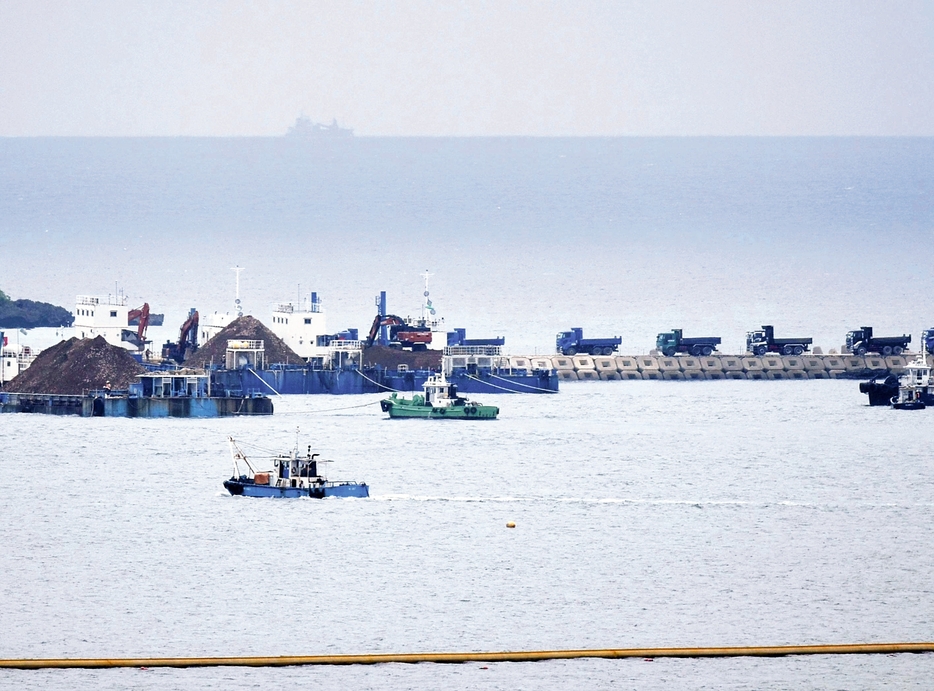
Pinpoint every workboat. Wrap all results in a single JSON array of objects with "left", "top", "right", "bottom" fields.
[
  {"left": 890, "top": 353, "right": 932, "bottom": 410},
  {"left": 223, "top": 435, "right": 368, "bottom": 498},
  {"left": 380, "top": 373, "right": 499, "bottom": 419}
]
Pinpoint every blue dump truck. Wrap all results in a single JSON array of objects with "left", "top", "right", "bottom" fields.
[
  {"left": 746, "top": 325, "right": 812, "bottom": 356},
  {"left": 656, "top": 329, "right": 721, "bottom": 357},
  {"left": 923, "top": 328, "right": 934, "bottom": 355},
  {"left": 555, "top": 328, "right": 622, "bottom": 356},
  {"left": 845, "top": 326, "right": 910, "bottom": 356}
]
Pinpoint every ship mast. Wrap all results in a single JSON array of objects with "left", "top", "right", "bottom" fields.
[
  {"left": 232, "top": 266, "right": 244, "bottom": 317},
  {"left": 421, "top": 270, "right": 436, "bottom": 322}
]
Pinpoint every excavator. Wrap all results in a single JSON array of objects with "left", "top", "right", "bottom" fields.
[
  {"left": 161, "top": 309, "right": 200, "bottom": 363},
  {"left": 122, "top": 303, "right": 151, "bottom": 349},
  {"left": 365, "top": 314, "right": 432, "bottom": 350}
]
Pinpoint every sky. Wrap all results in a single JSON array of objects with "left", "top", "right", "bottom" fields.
[{"left": 1, "top": 0, "right": 933, "bottom": 136}]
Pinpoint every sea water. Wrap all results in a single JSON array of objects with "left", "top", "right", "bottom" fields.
[
  {"left": 1, "top": 382, "right": 934, "bottom": 688},
  {"left": 1, "top": 138, "right": 934, "bottom": 688}
]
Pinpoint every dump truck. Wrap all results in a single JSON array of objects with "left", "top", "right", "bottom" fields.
[
  {"left": 746, "top": 325, "right": 812, "bottom": 356},
  {"left": 845, "top": 326, "right": 910, "bottom": 356},
  {"left": 555, "top": 328, "right": 622, "bottom": 356},
  {"left": 656, "top": 329, "right": 721, "bottom": 357},
  {"left": 446, "top": 328, "right": 505, "bottom": 347}
]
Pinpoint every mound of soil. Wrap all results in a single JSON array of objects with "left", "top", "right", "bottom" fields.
[
  {"left": 185, "top": 315, "right": 304, "bottom": 368},
  {"left": 362, "top": 345, "right": 442, "bottom": 371},
  {"left": 2, "top": 336, "right": 146, "bottom": 394}
]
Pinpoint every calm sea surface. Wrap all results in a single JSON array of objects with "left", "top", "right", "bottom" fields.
[
  {"left": 2, "top": 382, "right": 934, "bottom": 689},
  {"left": 1, "top": 138, "right": 933, "bottom": 688}
]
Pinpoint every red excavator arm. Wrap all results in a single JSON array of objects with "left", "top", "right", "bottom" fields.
[
  {"left": 365, "top": 314, "right": 406, "bottom": 347},
  {"left": 127, "top": 303, "right": 150, "bottom": 342}
]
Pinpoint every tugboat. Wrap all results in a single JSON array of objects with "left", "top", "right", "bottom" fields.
[
  {"left": 890, "top": 353, "right": 933, "bottom": 410},
  {"left": 380, "top": 372, "right": 499, "bottom": 419},
  {"left": 223, "top": 435, "right": 368, "bottom": 498}
]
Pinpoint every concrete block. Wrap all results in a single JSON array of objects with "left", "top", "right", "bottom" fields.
[
  {"left": 827, "top": 370, "right": 848, "bottom": 379},
  {"left": 509, "top": 356, "right": 531, "bottom": 370},
  {"left": 720, "top": 356, "right": 744, "bottom": 372},
  {"left": 802, "top": 356, "right": 826, "bottom": 371},
  {"left": 599, "top": 371, "right": 622, "bottom": 380},
  {"left": 679, "top": 357, "right": 700, "bottom": 371},
  {"left": 746, "top": 370, "right": 767, "bottom": 380},
  {"left": 823, "top": 356, "right": 845, "bottom": 370},
  {"left": 530, "top": 357, "right": 553, "bottom": 370},
  {"left": 657, "top": 357, "right": 681, "bottom": 372},
  {"left": 577, "top": 369, "right": 600, "bottom": 381},
  {"left": 641, "top": 370, "right": 663, "bottom": 380},
  {"left": 885, "top": 355, "right": 908, "bottom": 371},
  {"left": 572, "top": 356, "right": 595, "bottom": 370},
  {"left": 843, "top": 356, "right": 867, "bottom": 373},
  {"left": 662, "top": 371, "right": 685, "bottom": 380},
  {"left": 616, "top": 356, "right": 640, "bottom": 371},
  {"left": 761, "top": 356, "right": 784, "bottom": 371},
  {"left": 766, "top": 371, "right": 788, "bottom": 380},
  {"left": 742, "top": 357, "right": 763, "bottom": 372},
  {"left": 683, "top": 369, "right": 704, "bottom": 380},
  {"left": 556, "top": 369, "right": 578, "bottom": 380},
  {"left": 593, "top": 357, "right": 617, "bottom": 371},
  {"left": 552, "top": 356, "right": 575, "bottom": 371},
  {"left": 786, "top": 370, "right": 809, "bottom": 380},
  {"left": 618, "top": 371, "right": 643, "bottom": 380},
  {"left": 809, "top": 370, "right": 830, "bottom": 379},
  {"left": 699, "top": 356, "right": 723, "bottom": 372},
  {"left": 635, "top": 356, "right": 659, "bottom": 371},
  {"left": 864, "top": 356, "right": 886, "bottom": 372},
  {"left": 724, "top": 371, "right": 747, "bottom": 379},
  {"left": 705, "top": 370, "right": 726, "bottom": 380},
  {"left": 782, "top": 357, "right": 805, "bottom": 370}
]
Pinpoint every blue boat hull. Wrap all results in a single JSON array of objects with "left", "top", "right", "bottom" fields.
[
  {"left": 224, "top": 478, "right": 368, "bottom": 498},
  {"left": 213, "top": 367, "right": 558, "bottom": 395}
]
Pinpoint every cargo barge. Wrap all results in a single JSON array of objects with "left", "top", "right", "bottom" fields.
[{"left": 0, "top": 371, "right": 273, "bottom": 417}]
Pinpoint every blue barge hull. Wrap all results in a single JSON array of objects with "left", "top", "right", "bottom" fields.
[{"left": 213, "top": 367, "right": 559, "bottom": 395}]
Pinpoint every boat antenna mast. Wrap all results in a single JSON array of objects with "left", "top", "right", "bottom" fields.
[
  {"left": 228, "top": 436, "right": 257, "bottom": 476},
  {"left": 232, "top": 266, "right": 245, "bottom": 318},
  {"left": 421, "top": 270, "right": 436, "bottom": 323}
]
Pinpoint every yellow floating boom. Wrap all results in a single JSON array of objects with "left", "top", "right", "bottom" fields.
[{"left": 2, "top": 643, "right": 933, "bottom": 669}]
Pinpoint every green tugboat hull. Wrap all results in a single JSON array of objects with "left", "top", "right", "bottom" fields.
[{"left": 380, "top": 398, "right": 498, "bottom": 419}]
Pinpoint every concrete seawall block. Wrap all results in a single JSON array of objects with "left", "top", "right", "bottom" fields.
[
  {"left": 786, "top": 370, "right": 809, "bottom": 380},
  {"left": 657, "top": 357, "right": 681, "bottom": 372},
  {"left": 593, "top": 357, "right": 617, "bottom": 371},
  {"left": 572, "top": 356, "right": 595, "bottom": 371},
  {"left": 827, "top": 370, "right": 847, "bottom": 378},
  {"left": 884, "top": 355, "right": 908, "bottom": 371},
  {"left": 699, "top": 357, "right": 723, "bottom": 372},
  {"left": 746, "top": 371, "right": 767, "bottom": 380},
  {"left": 599, "top": 371, "right": 622, "bottom": 380},
  {"left": 635, "top": 356, "right": 659, "bottom": 371},
  {"left": 761, "top": 356, "right": 784, "bottom": 371},
  {"left": 683, "top": 370, "right": 704, "bottom": 380},
  {"left": 705, "top": 371, "right": 726, "bottom": 380},
  {"left": 616, "top": 356, "right": 640, "bottom": 371},
  {"left": 809, "top": 370, "right": 830, "bottom": 379},
  {"left": 642, "top": 370, "right": 663, "bottom": 380},
  {"left": 577, "top": 369, "right": 600, "bottom": 381},
  {"left": 782, "top": 357, "right": 805, "bottom": 370},
  {"left": 724, "top": 371, "right": 747, "bottom": 379},
  {"left": 662, "top": 371, "right": 685, "bottom": 380},
  {"left": 802, "top": 357, "right": 826, "bottom": 371},
  {"left": 843, "top": 356, "right": 867, "bottom": 373},
  {"left": 679, "top": 357, "right": 700, "bottom": 371},
  {"left": 509, "top": 357, "right": 531, "bottom": 370},
  {"left": 530, "top": 357, "right": 553, "bottom": 371},
  {"left": 618, "top": 371, "right": 643, "bottom": 380},
  {"left": 556, "top": 370, "right": 578, "bottom": 380},
  {"left": 742, "top": 357, "right": 763, "bottom": 372},
  {"left": 720, "top": 357, "right": 744, "bottom": 372},
  {"left": 552, "top": 356, "right": 575, "bottom": 371}
]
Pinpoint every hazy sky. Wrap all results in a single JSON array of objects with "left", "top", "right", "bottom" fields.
[{"left": 1, "top": 1, "right": 932, "bottom": 136}]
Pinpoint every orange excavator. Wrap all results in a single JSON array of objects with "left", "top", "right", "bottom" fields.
[
  {"left": 365, "top": 314, "right": 432, "bottom": 350},
  {"left": 162, "top": 309, "right": 200, "bottom": 363},
  {"left": 122, "top": 302, "right": 151, "bottom": 349}
]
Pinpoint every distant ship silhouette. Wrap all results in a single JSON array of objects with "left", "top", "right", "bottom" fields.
[{"left": 286, "top": 115, "right": 354, "bottom": 138}]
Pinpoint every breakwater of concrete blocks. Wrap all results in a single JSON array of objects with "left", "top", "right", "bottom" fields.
[{"left": 507, "top": 354, "right": 921, "bottom": 381}]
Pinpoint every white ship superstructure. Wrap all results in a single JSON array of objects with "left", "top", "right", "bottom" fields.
[
  {"left": 72, "top": 294, "right": 150, "bottom": 351},
  {"left": 0, "top": 332, "right": 36, "bottom": 385},
  {"left": 268, "top": 292, "right": 329, "bottom": 360}
]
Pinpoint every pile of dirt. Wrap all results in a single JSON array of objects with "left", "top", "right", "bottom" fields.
[
  {"left": 362, "top": 345, "right": 442, "bottom": 371},
  {"left": 2, "top": 336, "right": 146, "bottom": 394},
  {"left": 185, "top": 315, "right": 304, "bottom": 368}
]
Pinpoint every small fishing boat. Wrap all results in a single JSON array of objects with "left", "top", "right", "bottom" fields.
[
  {"left": 380, "top": 372, "right": 499, "bottom": 419},
  {"left": 223, "top": 435, "right": 368, "bottom": 498}
]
